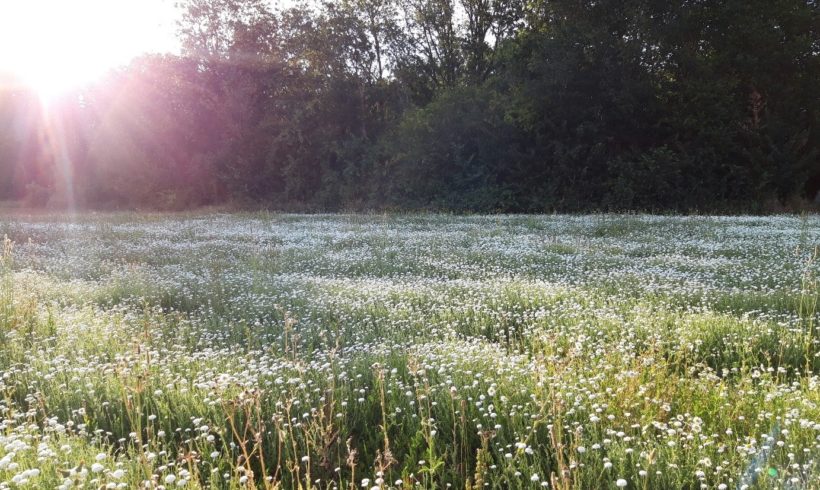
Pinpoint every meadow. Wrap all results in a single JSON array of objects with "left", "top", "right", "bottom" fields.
[{"left": 0, "top": 213, "right": 818, "bottom": 489}]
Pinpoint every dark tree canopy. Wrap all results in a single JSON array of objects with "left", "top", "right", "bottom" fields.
[{"left": 1, "top": 0, "right": 818, "bottom": 212}]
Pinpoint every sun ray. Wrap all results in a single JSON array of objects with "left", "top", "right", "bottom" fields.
[{"left": 38, "top": 99, "right": 77, "bottom": 211}]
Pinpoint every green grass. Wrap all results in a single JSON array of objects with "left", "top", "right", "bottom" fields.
[{"left": 0, "top": 214, "right": 818, "bottom": 489}]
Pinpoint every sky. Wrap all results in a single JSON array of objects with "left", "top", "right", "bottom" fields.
[{"left": 0, "top": 0, "right": 182, "bottom": 94}]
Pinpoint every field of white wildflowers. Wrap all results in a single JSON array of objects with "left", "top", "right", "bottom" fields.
[{"left": 0, "top": 213, "right": 818, "bottom": 489}]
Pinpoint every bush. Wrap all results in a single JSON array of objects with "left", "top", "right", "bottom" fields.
[{"left": 22, "top": 182, "right": 51, "bottom": 208}]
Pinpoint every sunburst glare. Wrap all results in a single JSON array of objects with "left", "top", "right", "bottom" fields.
[{"left": 0, "top": 0, "right": 178, "bottom": 97}]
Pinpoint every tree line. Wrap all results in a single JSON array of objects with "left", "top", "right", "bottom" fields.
[{"left": 1, "top": 0, "right": 818, "bottom": 212}]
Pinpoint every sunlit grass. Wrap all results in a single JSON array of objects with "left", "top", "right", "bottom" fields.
[{"left": 0, "top": 214, "right": 818, "bottom": 489}]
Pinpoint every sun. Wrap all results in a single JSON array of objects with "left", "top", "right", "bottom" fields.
[
  {"left": 0, "top": 0, "right": 179, "bottom": 97},
  {"left": 2, "top": 43, "right": 100, "bottom": 98}
]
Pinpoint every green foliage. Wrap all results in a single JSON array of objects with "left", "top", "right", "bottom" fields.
[
  {"left": 384, "top": 85, "right": 520, "bottom": 211},
  {"left": 0, "top": 0, "right": 817, "bottom": 212}
]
